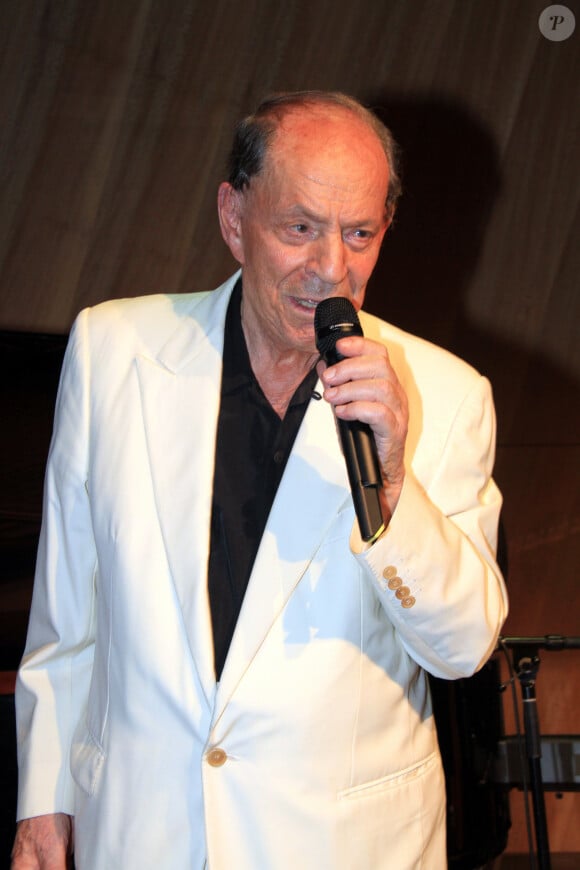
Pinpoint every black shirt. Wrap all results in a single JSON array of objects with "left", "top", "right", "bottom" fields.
[{"left": 208, "top": 280, "right": 319, "bottom": 679}]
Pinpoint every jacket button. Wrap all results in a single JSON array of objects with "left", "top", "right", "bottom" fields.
[
  {"left": 207, "top": 747, "right": 227, "bottom": 767},
  {"left": 383, "top": 566, "right": 398, "bottom": 580},
  {"left": 401, "top": 596, "right": 416, "bottom": 609},
  {"left": 395, "top": 586, "right": 411, "bottom": 600},
  {"left": 387, "top": 576, "right": 402, "bottom": 590}
]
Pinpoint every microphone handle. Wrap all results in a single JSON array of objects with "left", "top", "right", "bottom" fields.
[
  {"left": 336, "top": 417, "right": 385, "bottom": 543},
  {"left": 321, "top": 344, "right": 385, "bottom": 542}
]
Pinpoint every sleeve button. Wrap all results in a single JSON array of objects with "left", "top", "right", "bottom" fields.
[
  {"left": 395, "top": 586, "right": 411, "bottom": 600},
  {"left": 401, "top": 596, "right": 416, "bottom": 609},
  {"left": 382, "top": 566, "right": 398, "bottom": 580}
]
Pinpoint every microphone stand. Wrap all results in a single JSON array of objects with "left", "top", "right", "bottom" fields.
[{"left": 499, "top": 635, "right": 580, "bottom": 870}]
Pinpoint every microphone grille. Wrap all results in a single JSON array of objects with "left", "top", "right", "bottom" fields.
[
  {"left": 314, "top": 297, "right": 362, "bottom": 356},
  {"left": 314, "top": 296, "right": 358, "bottom": 330}
]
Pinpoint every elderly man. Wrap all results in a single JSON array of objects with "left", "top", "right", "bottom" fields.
[{"left": 12, "top": 91, "right": 507, "bottom": 869}]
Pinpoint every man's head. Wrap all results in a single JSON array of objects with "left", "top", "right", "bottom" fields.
[{"left": 218, "top": 91, "right": 400, "bottom": 361}]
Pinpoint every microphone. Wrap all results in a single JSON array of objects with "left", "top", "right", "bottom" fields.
[{"left": 314, "top": 297, "right": 385, "bottom": 543}]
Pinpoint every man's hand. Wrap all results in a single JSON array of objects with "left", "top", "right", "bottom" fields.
[
  {"left": 11, "top": 814, "right": 74, "bottom": 870},
  {"left": 317, "top": 334, "right": 409, "bottom": 519}
]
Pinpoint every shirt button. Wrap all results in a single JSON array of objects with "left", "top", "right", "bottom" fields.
[
  {"left": 383, "top": 566, "right": 398, "bottom": 580},
  {"left": 401, "top": 596, "right": 416, "bottom": 609},
  {"left": 387, "top": 576, "right": 402, "bottom": 590},
  {"left": 273, "top": 450, "right": 284, "bottom": 464},
  {"left": 207, "top": 748, "right": 227, "bottom": 767},
  {"left": 395, "top": 586, "right": 411, "bottom": 600}
]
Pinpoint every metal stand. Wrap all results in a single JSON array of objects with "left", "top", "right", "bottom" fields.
[
  {"left": 500, "top": 635, "right": 580, "bottom": 870},
  {"left": 513, "top": 647, "right": 551, "bottom": 869}
]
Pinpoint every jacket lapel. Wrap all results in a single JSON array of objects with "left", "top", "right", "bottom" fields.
[
  {"left": 135, "top": 277, "right": 237, "bottom": 708},
  {"left": 213, "top": 388, "right": 351, "bottom": 723}
]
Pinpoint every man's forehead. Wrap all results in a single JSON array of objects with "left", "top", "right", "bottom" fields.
[
  {"left": 270, "top": 103, "right": 378, "bottom": 148},
  {"left": 262, "top": 109, "right": 384, "bottom": 175},
  {"left": 258, "top": 106, "right": 390, "bottom": 199}
]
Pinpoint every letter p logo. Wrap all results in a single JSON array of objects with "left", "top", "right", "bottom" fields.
[{"left": 539, "top": 5, "right": 576, "bottom": 41}]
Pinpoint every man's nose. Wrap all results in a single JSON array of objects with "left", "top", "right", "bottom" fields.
[{"left": 307, "top": 234, "right": 348, "bottom": 286}]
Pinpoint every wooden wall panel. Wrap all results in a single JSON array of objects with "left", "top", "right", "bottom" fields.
[{"left": 1, "top": 0, "right": 578, "bottom": 855}]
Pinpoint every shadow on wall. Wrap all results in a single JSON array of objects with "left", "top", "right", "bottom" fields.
[
  {"left": 364, "top": 93, "right": 580, "bottom": 448},
  {"left": 367, "top": 94, "right": 501, "bottom": 354}
]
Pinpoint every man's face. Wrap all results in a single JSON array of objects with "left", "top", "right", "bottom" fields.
[{"left": 219, "top": 107, "right": 391, "bottom": 358}]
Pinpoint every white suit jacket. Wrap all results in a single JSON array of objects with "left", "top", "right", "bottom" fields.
[{"left": 16, "top": 272, "right": 507, "bottom": 869}]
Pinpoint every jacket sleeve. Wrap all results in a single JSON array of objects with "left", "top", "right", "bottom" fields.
[
  {"left": 15, "top": 308, "right": 97, "bottom": 820},
  {"left": 351, "top": 373, "right": 508, "bottom": 679}
]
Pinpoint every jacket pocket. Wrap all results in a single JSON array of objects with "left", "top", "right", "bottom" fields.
[
  {"left": 336, "top": 752, "right": 446, "bottom": 867},
  {"left": 337, "top": 750, "right": 439, "bottom": 800}
]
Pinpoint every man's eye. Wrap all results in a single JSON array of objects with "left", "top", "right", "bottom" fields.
[
  {"left": 352, "top": 229, "right": 371, "bottom": 239},
  {"left": 291, "top": 224, "right": 309, "bottom": 234}
]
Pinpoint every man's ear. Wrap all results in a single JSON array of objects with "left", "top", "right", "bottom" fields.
[{"left": 217, "top": 182, "right": 245, "bottom": 264}]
